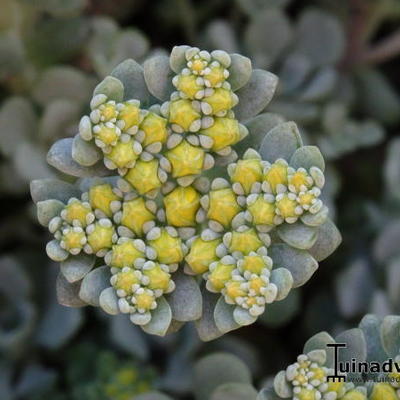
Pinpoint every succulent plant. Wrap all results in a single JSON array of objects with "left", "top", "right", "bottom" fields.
[
  {"left": 260, "top": 314, "right": 400, "bottom": 400},
  {"left": 201, "top": 2, "right": 400, "bottom": 160},
  {"left": 31, "top": 45, "right": 341, "bottom": 340}
]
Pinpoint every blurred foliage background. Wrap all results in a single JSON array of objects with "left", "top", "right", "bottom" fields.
[{"left": 1, "top": 0, "right": 400, "bottom": 398}]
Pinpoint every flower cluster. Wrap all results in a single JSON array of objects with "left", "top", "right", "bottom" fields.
[{"left": 34, "top": 45, "right": 341, "bottom": 338}]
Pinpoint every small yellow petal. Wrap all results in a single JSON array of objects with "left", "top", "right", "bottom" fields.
[
  {"left": 231, "top": 159, "right": 263, "bottom": 194},
  {"left": 208, "top": 262, "right": 235, "bottom": 291},
  {"left": 107, "top": 140, "right": 138, "bottom": 169},
  {"left": 118, "top": 102, "right": 141, "bottom": 130},
  {"left": 185, "top": 237, "right": 220, "bottom": 274},
  {"left": 248, "top": 196, "right": 276, "bottom": 226},
  {"left": 207, "top": 188, "right": 241, "bottom": 228},
  {"left": 125, "top": 160, "right": 162, "bottom": 195},
  {"left": 200, "top": 117, "right": 241, "bottom": 151},
  {"left": 111, "top": 240, "right": 144, "bottom": 268},
  {"left": 89, "top": 184, "right": 120, "bottom": 217},
  {"left": 143, "top": 264, "right": 171, "bottom": 291},
  {"left": 140, "top": 112, "right": 168, "bottom": 147},
  {"left": 203, "top": 88, "right": 234, "bottom": 114},
  {"left": 230, "top": 228, "right": 263, "bottom": 254},
  {"left": 149, "top": 230, "right": 184, "bottom": 264},
  {"left": 264, "top": 163, "right": 288, "bottom": 194},
  {"left": 120, "top": 198, "right": 155, "bottom": 236},
  {"left": 169, "top": 99, "right": 200, "bottom": 131},
  {"left": 87, "top": 223, "right": 114, "bottom": 253}
]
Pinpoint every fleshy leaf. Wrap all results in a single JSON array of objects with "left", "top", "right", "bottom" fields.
[
  {"left": 308, "top": 218, "right": 341, "bottom": 262},
  {"left": 142, "top": 296, "right": 172, "bottom": 336},
  {"left": 111, "top": 59, "right": 151, "bottom": 104},
  {"left": 387, "top": 258, "right": 400, "bottom": 306},
  {"left": 259, "top": 122, "right": 302, "bottom": 162},
  {"left": 169, "top": 45, "right": 191, "bottom": 73},
  {"left": 277, "top": 222, "right": 318, "bottom": 250},
  {"left": 373, "top": 220, "right": 400, "bottom": 264},
  {"left": 257, "top": 388, "right": 281, "bottom": 400},
  {"left": 79, "top": 266, "right": 110, "bottom": 307},
  {"left": 99, "top": 287, "right": 119, "bottom": 315},
  {"left": 300, "top": 67, "right": 337, "bottom": 102},
  {"left": 273, "top": 370, "right": 292, "bottom": 398},
  {"left": 166, "top": 271, "right": 202, "bottom": 322},
  {"left": 359, "top": 314, "right": 387, "bottom": 363},
  {"left": 31, "top": 179, "right": 80, "bottom": 204},
  {"left": 47, "top": 138, "right": 110, "bottom": 177},
  {"left": 214, "top": 297, "right": 240, "bottom": 333},
  {"left": 233, "top": 307, "right": 257, "bottom": 326},
  {"left": 144, "top": 55, "right": 174, "bottom": 101},
  {"left": 234, "top": 69, "right": 278, "bottom": 120},
  {"left": 56, "top": 273, "right": 86, "bottom": 307},
  {"left": 60, "top": 254, "right": 95, "bottom": 283},
  {"left": 228, "top": 54, "right": 252, "bottom": 91},
  {"left": 301, "top": 205, "right": 329, "bottom": 227},
  {"left": 211, "top": 382, "right": 258, "bottom": 400},
  {"left": 36, "top": 199, "right": 64, "bottom": 227},
  {"left": 380, "top": 315, "right": 400, "bottom": 357},
  {"left": 193, "top": 353, "right": 252, "bottom": 400},
  {"left": 93, "top": 75, "right": 124, "bottom": 102},
  {"left": 290, "top": 145, "right": 325, "bottom": 172},
  {"left": 46, "top": 240, "right": 68, "bottom": 262},
  {"left": 135, "top": 392, "right": 173, "bottom": 400},
  {"left": 335, "top": 328, "right": 367, "bottom": 364},
  {"left": 304, "top": 331, "right": 335, "bottom": 368},
  {"left": 72, "top": 134, "right": 102, "bottom": 167},
  {"left": 270, "top": 268, "right": 293, "bottom": 301},
  {"left": 269, "top": 244, "right": 318, "bottom": 288}
]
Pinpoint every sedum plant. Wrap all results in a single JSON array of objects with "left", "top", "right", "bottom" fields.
[{"left": 31, "top": 45, "right": 341, "bottom": 340}]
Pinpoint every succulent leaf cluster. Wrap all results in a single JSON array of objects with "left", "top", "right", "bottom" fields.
[{"left": 32, "top": 45, "right": 341, "bottom": 339}]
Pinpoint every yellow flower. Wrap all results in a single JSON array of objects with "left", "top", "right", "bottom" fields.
[
  {"left": 87, "top": 223, "right": 115, "bottom": 253},
  {"left": 89, "top": 184, "right": 120, "bottom": 217},
  {"left": 94, "top": 124, "right": 120, "bottom": 146},
  {"left": 143, "top": 264, "right": 171, "bottom": 291},
  {"left": 99, "top": 103, "right": 118, "bottom": 122},
  {"left": 230, "top": 228, "right": 263, "bottom": 254},
  {"left": 207, "top": 188, "right": 241, "bottom": 228},
  {"left": 191, "top": 59, "right": 207, "bottom": 73},
  {"left": 289, "top": 170, "right": 312, "bottom": 192},
  {"left": 203, "top": 88, "right": 234, "bottom": 114},
  {"left": 135, "top": 292, "right": 155, "bottom": 311},
  {"left": 185, "top": 237, "right": 220, "bottom": 274},
  {"left": 62, "top": 229, "right": 86, "bottom": 251},
  {"left": 114, "top": 269, "right": 140, "bottom": 294},
  {"left": 327, "top": 380, "right": 345, "bottom": 395},
  {"left": 63, "top": 200, "right": 91, "bottom": 227},
  {"left": 175, "top": 74, "right": 203, "bottom": 99},
  {"left": 169, "top": 99, "right": 200, "bottom": 131},
  {"left": 231, "top": 159, "right": 263, "bottom": 194},
  {"left": 149, "top": 229, "right": 184, "bottom": 264},
  {"left": 225, "top": 281, "right": 246, "bottom": 299},
  {"left": 341, "top": 390, "right": 367, "bottom": 400},
  {"left": 241, "top": 255, "right": 267, "bottom": 274},
  {"left": 118, "top": 102, "right": 141, "bottom": 130},
  {"left": 276, "top": 194, "right": 297, "bottom": 219},
  {"left": 298, "top": 192, "right": 315, "bottom": 208},
  {"left": 107, "top": 139, "right": 138, "bottom": 169},
  {"left": 200, "top": 117, "right": 241, "bottom": 151},
  {"left": 164, "top": 186, "right": 200, "bottom": 227},
  {"left": 208, "top": 262, "right": 235, "bottom": 291},
  {"left": 249, "top": 276, "right": 265, "bottom": 294},
  {"left": 370, "top": 383, "right": 398, "bottom": 400},
  {"left": 120, "top": 198, "right": 155, "bottom": 236},
  {"left": 247, "top": 196, "right": 276, "bottom": 226},
  {"left": 204, "top": 66, "right": 226, "bottom": 86},
  {"left": 140, "top": 112, "right": 168, "bottom": 147},
  {"left": 124, "top": 159, "right": 162, "bottom": 195},
  {"left": 297, "top": 388, "right": 318, "bottom": 400},
  {"left": 110, "top": 240, "right": 144, "bottom": 268},
  {"left": 264, "top": 162, "right": 288, "bottom": 194},
  {"left": 165, "top": 140, "right": 205, "bottom": 178}
]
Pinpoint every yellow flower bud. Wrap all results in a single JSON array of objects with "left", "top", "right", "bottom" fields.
[
  {"left": 276, "top": 195, "right": 297, "bottom": 219},
  {"left": 264, "top": 162, "right": 288, "bottom": 194},
  {"left": 114, "top": 269, "right": 140, "bottom": 293},
  {"left": 370, "top": 383, "right": 398, "bottom": 400},
  {"left": 120, "top": 198, "right": 155, "bottom": 236},
  {"left": 207, "top": 188, "right": 241, "bottom": 228},
  {"left": 87, "top": 223, "right": 115, "bottom": 253},
  {"left": 225, "top": 281, "right": 246, "bottom": 299},
  {"left": 164, "top": 186, "right": 200, "bottom": 227},
  {"left": 289, "top": 171, "right": 311, "bottom": 192},
  {"left": 143, "top": 264, "right": 171, "bottom": 291},
  {"left": 140, "top": 112, "right": 168, "bottom": 147},
  {"left": 327, "top": 380, "right": 345, "bottom": 394},
  {"left": 165, "top": 140, "right": 205, "bottom": 178},
  {"left": 298, "top": 192, "right": 315, "bottom": 207},
  {"left": 201, "top": 117, "right": 241, "bottom": 151},
  {"left": 134, "top": 292, "right": 155, "bottom": 311},
  {"left": 191, "top": 59, "right": 206, "bottom": 73},
  {"left": 341, "top": 389, "right": 367, "bottom": 400},
  {"left": 125, "top": 159, "right": 162, "bottom": 195},
  {"left": 62, "top": 230, "right": 86, "bottom": 251},
  {"left": 118, "top": 102, "right": 141, "bottom": 130},
  {"left": 110, "top": 240, "right": 144, "bottom": 268},
  {"left": 204, "top": 66, "right": 226, "bottom": 86},
  {"left": 176, "top": 74, "right": 203, "bottom": 99},
  {"left": 248, "top": 196, "right": 276, "bottom": 226},
  {"left": 94, "top": 124, "right": 119, "bottom": 146},
  {"left": 89, "top": 184, "right": 120, "bottom": 217},
  {"left": 242, "top": 255, "right": 266, "bottom": 274},
  {"left": 249, "top": 277, "right": 265, "bottom": 294},
  {"left": 64, "top": 200, "right": 91, "bottom": 227},
  {"left": 203, "top": 88, "right": 234, "bottom": 114},
  {"left": 297, "top": 388, "right": 318, "bottom": 400},
  {"left": 230, "top": 228, "right": 263, "bottom": 254},
  {"left": 185, "top": 237, "right": 220, "bottom": 274},
  {"left": 149, "top": 229, "right": 184, "bottom": 264},
  {"left": 100, "top": 103, "right": 118, "bottom": 122},
  {"left": 309, "top": 367, "right": 325, "bottom": 381},
  {"left": 231, "top": 159, "right": 263, "bottom": 194},
  {"left": 107, "top": 139, "right": 138, "bottom": 169},
  {"left": 169, "top": 99, "right": 200, "bottom": 131},
  {"left": 208, "top": 262, "right": 235, "bottom": 291},
  {"left": 246, "top": 297, "right": 257, "bottom": 307}
]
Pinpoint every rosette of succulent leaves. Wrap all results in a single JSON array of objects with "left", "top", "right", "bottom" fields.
[
  {"left": 201, "top": 0, "right": 400, "bottom": 160},
  {"left": 330, "top": 138, "right": 400, "bottom": 327},
  {"left": 0, "top": 0, "right": 153, "bottom": 196},
  {"left": 31, "top": 45, "right": 342, "bottom": 340}
]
